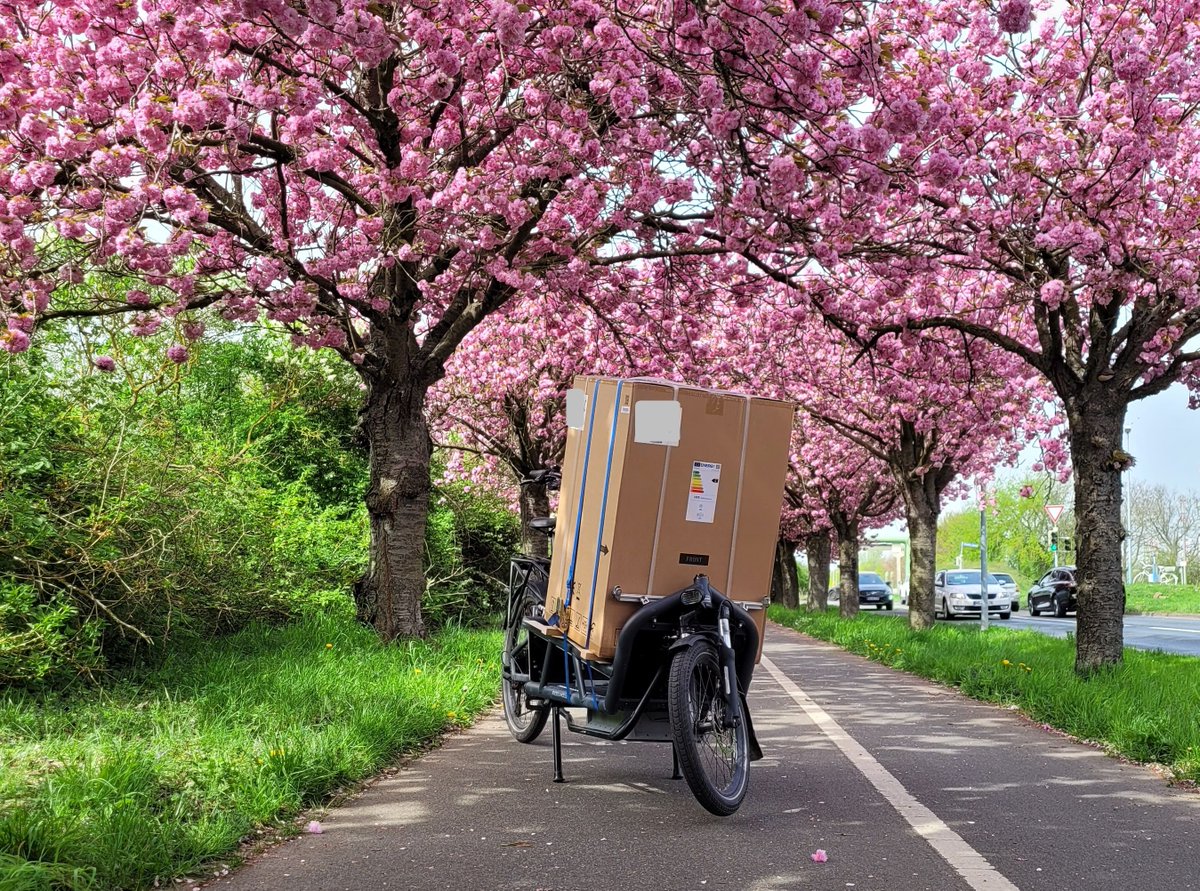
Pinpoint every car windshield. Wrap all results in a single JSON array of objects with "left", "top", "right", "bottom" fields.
[
  {"left": 858, "top": 572, "right": 885, "bottom": 585},
  {"left": 993, "top": 573, "right": 1014, "bottom": 584},
  {"left": 945, "top": 571, "right": 1000, "bottom": 586}
]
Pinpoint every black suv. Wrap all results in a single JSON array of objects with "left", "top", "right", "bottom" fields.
[
  {"left": 1027, "top": 567, "right": 1077, "bottom": 617},
  {"left": 857, "top": 572, "right": 894, "bottom": 610}
]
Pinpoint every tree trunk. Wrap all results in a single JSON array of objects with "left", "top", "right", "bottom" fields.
[
  {"left": 353, "top": 376, "right": 432, "bottom": 640},
  {"left": 519, "top": 482, "right": 551, "bottom": 559},
  {"left": 771, "top": 537, "right": 800, "bottom": 608},
  {"left": 1066, "top": 395, "right": 1128, "bottom": 673},
  {"left": 806, "top": 533, "right": 831, "bottom": 611},
  {"left": 838, "top": 532, "right": 860, "bottom": 618},
  {"left": 901, "top": 483, "right": 939, "bottom": 630}
]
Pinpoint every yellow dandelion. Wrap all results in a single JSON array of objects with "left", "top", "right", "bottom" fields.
[
  {"left": 414, "top": 668, "right": 422, "bottom": 674},
  {"left": 1002, "top": 659, "right": 1012, "bottom": 667},
  {"left": 326, "top": 643, "right": 334, "bottom": 649}
]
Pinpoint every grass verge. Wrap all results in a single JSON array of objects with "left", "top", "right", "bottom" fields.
[
  {"left": 0, "top": 615, "right": 502, "bottom": 891},
  {"left": 1126, "top": 581, "right": 1200, "bottom": 614},
  {"left": 768, "top": 606, "right": 1200, "bottom": 786}
]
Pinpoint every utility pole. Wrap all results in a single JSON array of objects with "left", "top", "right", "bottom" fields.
[{"left": 980, "top": 504, "right": 989, "bottom": 631}]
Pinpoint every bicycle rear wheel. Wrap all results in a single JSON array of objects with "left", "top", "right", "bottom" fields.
[
  {"left": 668, "top": 639, "right": 749, "bottom": 816},
  {"left": 502, "top": 593, "right": 549, "bottom": 743}
]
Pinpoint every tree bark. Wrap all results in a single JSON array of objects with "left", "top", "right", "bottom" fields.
[
  {"left": 353, "top": 375, "right": 432, "bottom": 640},
  {"left": 519, "top": 482, "right": 551, "bottom": 559},
  {"left": 899, "top": 480, "right": 940, "bottom": 630},
  {"left": 1066, "top": 394, "right": 1128, "bottom": 673},
  {"left": 771, "top": 537, "right": 800, "bottom": 608},
  {"left": 838, "top": 531, "right": 860, "bottom": 618},
  {"left": 806, "top": 533, "right": 831, "bottom": 611}
]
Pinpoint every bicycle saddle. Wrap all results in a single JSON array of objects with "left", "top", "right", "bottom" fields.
[{"left": 529, "top": 515, "right": 557, "bottom": 534}]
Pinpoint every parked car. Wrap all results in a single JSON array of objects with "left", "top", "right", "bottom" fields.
[
  {"left": 858, "top": 572, "right": 894, "bottom": 610},
  {"left": 1027, "top": 566, "right": 1078, "bottom": 617},
  {"left": 991, "top": 572, "right": 1020, "bottom": 612},
  {"left": 934, "top": 569, "right": 1010, "bottom": 619}
]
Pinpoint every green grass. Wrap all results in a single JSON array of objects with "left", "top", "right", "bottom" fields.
[
  {"left": 0, "top": 615, "right": 502, "bottom": 891},
  {"left": 769, "top": 606, "right": 1200, "bottom": 786},
  {"left": 1126, "top": 581, "right": 1200, "bottom": 614}
]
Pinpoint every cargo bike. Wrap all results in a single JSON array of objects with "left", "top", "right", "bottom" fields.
[
  {"left": 500, "top": 469, "right": 765, "bottom": 816},
  {"left": 498, "top": 377, "right": 793, "bottom": 815}
]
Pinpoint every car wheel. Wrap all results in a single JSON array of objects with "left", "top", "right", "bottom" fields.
[
  {"left": 886, "top": 603, "right": 894, "bottom": 611},
  {"left": 1000, "top": 612, "right": 1011, "bottom": 620},
  {"left": 1029, "top": 599, "right": 1039, "bottom": 617},
  {"left": 1054, "top": 595, "right": 1068, "bottom": 618},
  {"left": 942, "top": 598, "right": 954, "bottom": 620}
]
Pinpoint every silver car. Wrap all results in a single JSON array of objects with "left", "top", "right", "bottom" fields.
[
  {"left": 934, "top": 569, "right": 1011, "bottom": 620},
  {"left": 991, "top": 572, "right": 1019, "bottom": 612}
]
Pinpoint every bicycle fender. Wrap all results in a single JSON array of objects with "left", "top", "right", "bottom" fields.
[
  {"left": 668, "top": 632, "right": 721, "bottom": 654},
  {"left": 741, "top": 691, "right": 764, "bottom": 761}
]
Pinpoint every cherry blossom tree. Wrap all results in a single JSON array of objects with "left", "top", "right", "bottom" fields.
[
  {"left": 0, "top": 0, "right": 772, "bottom": 639},
  {"left": 793, "top": 423, "right": 900, "bottom": 618},
  {"left": 822, "top": 0, "right": 1200, "bottom": 670},
  {"left": 682, "top": 0, "right": 1196, "bottom": 671},
  {"left": 428, "top": 278, "right": 710, "bottom": 557},
  {"left": 794, "top": 305, "right": 1049, "bottom": 628}
]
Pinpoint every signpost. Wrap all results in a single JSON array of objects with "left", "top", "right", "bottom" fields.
[{"left": 1044, "top": 504, "right": 1065, "bottom": 568}]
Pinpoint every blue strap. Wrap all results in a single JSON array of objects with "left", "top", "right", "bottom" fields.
[
  {"left": 584, "top": 380, "right": 623, "bottom": 649},
  {"left": 565, "top": 380, "right": 601, "bottom": 604}
]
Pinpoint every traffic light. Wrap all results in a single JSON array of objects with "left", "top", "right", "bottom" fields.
[
  {"left": 1050, "top": 530, "right": 1058, "bottom": 552},
  {"left": 1062, "top": 533, "right": 1073, "bottom": 556}
]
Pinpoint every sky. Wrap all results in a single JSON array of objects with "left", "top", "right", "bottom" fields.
[
  {"left": 872, "top": 382, "right": 1200, "bottom": 539},
  {"left": 1124, "top": 383, "right": 1200, "bottom": 494}
]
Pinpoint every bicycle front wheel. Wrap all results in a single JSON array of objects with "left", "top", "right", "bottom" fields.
[{"left": 668, "top": 639, "right": 750, "bottom": 816}]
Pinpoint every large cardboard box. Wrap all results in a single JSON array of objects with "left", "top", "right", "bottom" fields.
[{"left": 544, "top": 376, "right": 795, "bottom": 663}]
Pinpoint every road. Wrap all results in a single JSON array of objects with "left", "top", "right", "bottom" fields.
[
  {"left": 209, "top": 623, "right": 1200, "bottom": 891},
  {"left": 869, "top": 604, "right": 1200, "bottom": 657}
]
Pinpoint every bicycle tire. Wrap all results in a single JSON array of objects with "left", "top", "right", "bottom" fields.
[
  {"left": 502, "top": 593, "right": 549, "bottom": 743},
  {"left": 668, "top": 639, "right": 749, "bottom": 816}
]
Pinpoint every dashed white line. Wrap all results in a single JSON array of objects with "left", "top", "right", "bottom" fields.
[
  {"left": 760, "top": 655, "right": 1021, "bottom": 891},
  {"left": 1146, "top": 626, "right": 1200, "bottom": 634}
]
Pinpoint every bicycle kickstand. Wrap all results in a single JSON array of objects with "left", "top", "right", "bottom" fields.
[{"left": 552, "top": 705, "right": 565, "bottom": 783}]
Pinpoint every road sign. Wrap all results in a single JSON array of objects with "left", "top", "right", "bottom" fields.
[{"left": 1044, "top": 504, "right": 1065, "bottom": 526}]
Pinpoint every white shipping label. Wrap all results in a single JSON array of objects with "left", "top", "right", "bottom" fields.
[
  {"left": 633, "top": 400, "right": 681, "bottom": 446},
  {"left": 566, "top": 388, "right": 587, "bottom": 429},
  {"left": 686, "top": 461, "right": 722, "bottom": 524}
]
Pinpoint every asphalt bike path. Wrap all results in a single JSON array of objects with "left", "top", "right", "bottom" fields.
[{"left": 208, "top": 623, "right": 1200, "bottom": 891}]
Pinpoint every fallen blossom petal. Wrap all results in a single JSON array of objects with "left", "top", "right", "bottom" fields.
[
  {"left": 811, "top": 849, "right": 828, "bottom": 863},
  {"left": 306, "top": 821, "right": 324, "bottom": 834}
]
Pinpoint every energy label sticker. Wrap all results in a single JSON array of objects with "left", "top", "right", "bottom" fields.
[{"left": 686, "top": 461, "right": 722, "bottom": 524}]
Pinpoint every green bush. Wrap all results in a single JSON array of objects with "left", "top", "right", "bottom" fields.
[
  {"left": 424, "top": 473, "right": 520, "bottom": 627},
  {"left": 0, "top": 582, "right": 102, "bottom": 688},
  {"left": 0, "top": 326, "right": 370, "bottom": 684}
]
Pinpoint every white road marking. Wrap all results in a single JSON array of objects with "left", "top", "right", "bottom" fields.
[
  {"left": 1146, "top": 626, "right": 1200, "bottom": 634},
  {"left": 761, "top": 656, "right": 1021, "bottom": 891}
]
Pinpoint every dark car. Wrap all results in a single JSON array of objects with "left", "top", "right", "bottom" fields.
[
  {"left": 1027, "top": 566, "right": 1077, "bottom": 617},
  {"left": 858, "top": 572, "right": 894, "bottom": 610}
]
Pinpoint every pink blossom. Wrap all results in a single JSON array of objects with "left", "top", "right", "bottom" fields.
[
  {"left": 996, "top": 0, "right": 1033, "bottom": 34},
  {"left": 811, "top": 849, "right": 828, "bottom": 863},
  {"left": 166, "top": 344, "right": 189, "bottom": 364},
  {"left": 94, "top": 355, "right": 117, "bottom": 372},
  {"left": 305, "top": 820, "right": 324, "bottom": 834}
]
